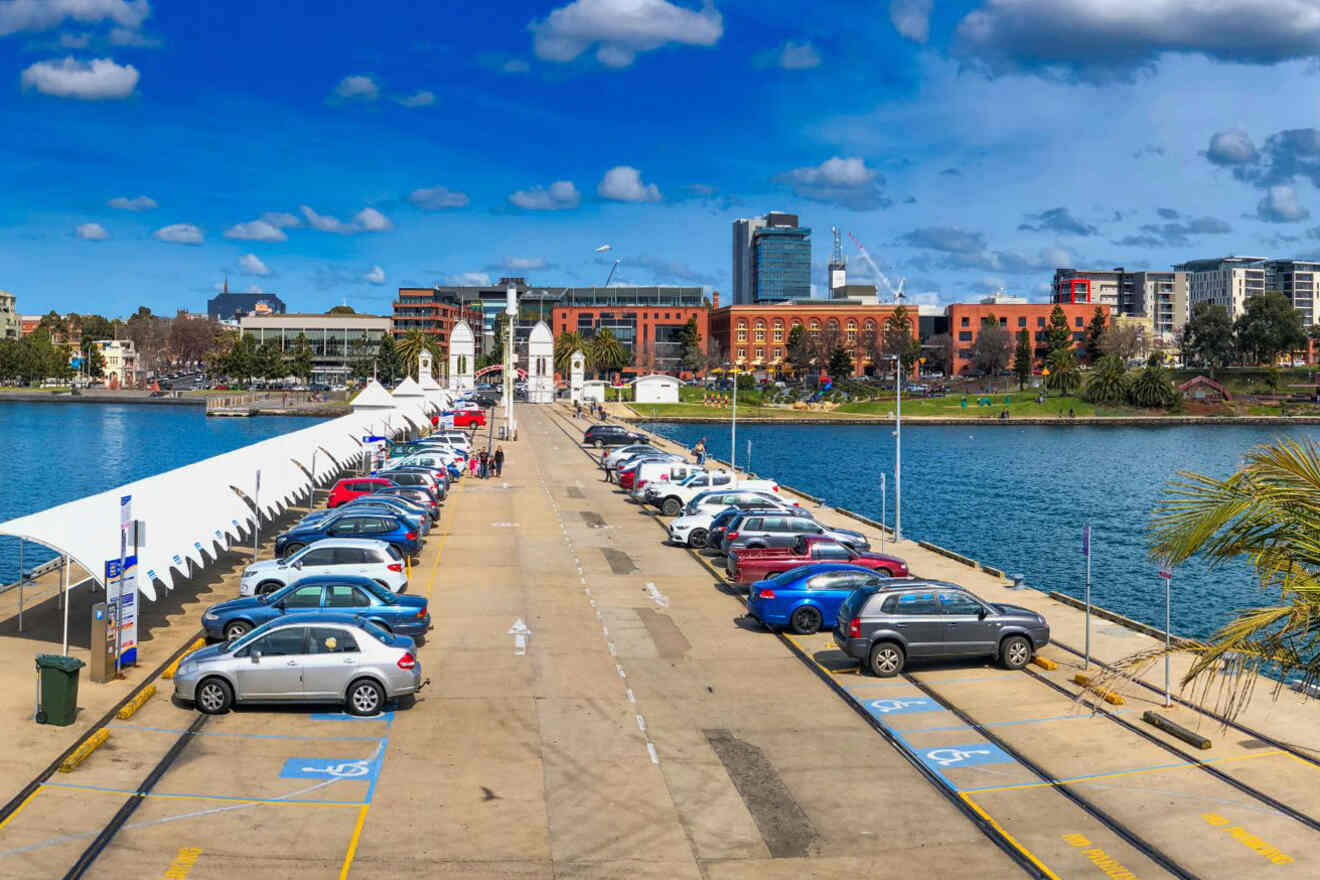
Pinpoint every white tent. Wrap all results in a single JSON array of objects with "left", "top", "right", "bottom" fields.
[{"left": 633, "top": 374, "right": 680, "bottom": 404}]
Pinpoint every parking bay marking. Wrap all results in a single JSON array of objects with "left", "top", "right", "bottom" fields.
[
  {"left": 862, "top": 696, "right": 941, "bottom": 718},
  {"left": 281, "top": 756, "right": 383, "bottom": 783}
]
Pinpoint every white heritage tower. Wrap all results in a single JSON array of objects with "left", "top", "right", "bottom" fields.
[
  {"left": 527, "top": 321, "right": 554, "bottom": 404},
  {"left": 448, "top": 320, "right": 475, "bottom": 393}
]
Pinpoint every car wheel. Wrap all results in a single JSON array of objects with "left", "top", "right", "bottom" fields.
[
  {"left": 687, "top": 528, "right": 708, "bottom": 548},
  {"left": 662, "top": 498, "right": 682, "bottom": 517},
  {"left": 790, "top": 606, "right": 823, "bottom": 635},
  {"left": 868, "top": 641, "right": 905, "bottom": 677},
  {"left": 196, "top": 677, "right": 233, "bottom": 714},
  {"left": 1000, "top": 635, "right": 1033, "bottom": 670},
  {"left": 283, "top": 542, "right": 304, "bottom": 556},
  {"left": 346, "top": 678, "right": 385, "bottom": 716},
  {"left": 256, "top": 581, "right": 282, "bottom": 597},
  {"left": 223, "top": 620, "right": 252, "bottom": 641}
]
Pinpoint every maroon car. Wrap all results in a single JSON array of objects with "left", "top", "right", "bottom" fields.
[{"left": 728, "top": 535, "right": 908, "bottom": 586}]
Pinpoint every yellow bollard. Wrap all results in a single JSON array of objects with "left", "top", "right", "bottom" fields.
[{"left": 60, "top": 729, "right": 109, "bottom": 772}]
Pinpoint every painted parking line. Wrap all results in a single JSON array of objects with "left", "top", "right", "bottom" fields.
[
  {"left": 961, "top": 749, "right": 1285, "bottom": 795},
  {"left": 106, "top": 722, "right": 384, "bottom": 742},
  {"left": 309, "top": 711, "right": 395, "bottom": 725},
  {"left": 281, "top": 755, "right": 382, "bottom": 784},
  {"left": 38, "top": 781, "right": 366, "bottom": 807},
  {"left": 902, "top": 708, "right": 1132, "bottom": 735},
  {"left": 842, "top": 674, "right": 1009, "bottom": 693}
]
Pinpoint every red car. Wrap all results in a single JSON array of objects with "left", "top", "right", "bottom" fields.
[
  {"left": 727, "top": 536, "right": 909, "bottom": 586},
  {"left": 327, "top": 476, "right": 397, "bottom": 508},
  {"left": 451, "top": 409, "right": 486, "bottom": 428}
]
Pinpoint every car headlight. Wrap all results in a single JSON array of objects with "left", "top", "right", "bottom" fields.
[
  {"left": 177, "top": 661, "right": 197, "bottom": 677},
  {"left": 203, "top": 612, "right": 219, "bottom": 621}
]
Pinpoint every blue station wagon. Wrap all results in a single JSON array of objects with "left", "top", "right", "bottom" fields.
[
  {"left": 746, "top": 563, "right": 891, "bottom": 634},
  {"left": 275, "top": 510, "right": 422, "bottom": 558},
  {"left": 202, "top": 575, "right": 431, "bottom": 642}
]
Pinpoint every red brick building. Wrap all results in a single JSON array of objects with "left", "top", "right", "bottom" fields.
[
  {"left": 708, "top": 302, "right": 918, "bottom": 377},
  {"left": 946, "top": 302, "right": 1109, "bottom": 375},
  {"left": 552, "top": 304, "right": 708, "bottom": 375},
  {"left": 392, "top": 289, "right": 483, "bottom": 358}
]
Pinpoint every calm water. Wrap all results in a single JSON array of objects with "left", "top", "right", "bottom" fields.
[
  {"left": 0, "top": 402, "right": 318, "bottom": 583},
  {"left": 640, "top": 421, "right": 1304, "bottom": 643}
]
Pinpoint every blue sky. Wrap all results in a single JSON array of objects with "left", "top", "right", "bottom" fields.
[{"left": 6, "top": 0, "right": 1320, "bottom": 317}]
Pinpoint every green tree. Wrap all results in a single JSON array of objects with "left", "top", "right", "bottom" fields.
[
  {"left": 37, "top": 310, "right": 65, "bottom": 341},
  {"left": 80, "top": 338, "right": 105, "bottom": 379},
  {"left": 1123, "top": 438, "right": 1320, "bottom": 715},
  {"left": 1045, "top": 305, "right": 1073, "bottom": 356},
  {"left": 883, "top": 305, "right": 922, "bottom": 371},
  {"left": 0, "top": 339, "right": 20, "bottom": 383},
  {"left": 926, "top": 333, "right": 953, "bottom": 376},
  {"left": 1128, "top": 352, "right": 1179, "bottom": 408},
  {"left": 1084, "top": 354, "right": 1130, "bottom": 405},
  {"left": 677, "top": 317, "right": 704, "bottom": 372},
  {"left": 373, "top": 333, "right": 403, "bottom": 384},
  {"left": 827, "top": 345, "right": 853, "bottom": 379},
  {"left": 479, "top": 313, "right": 509, "bottom": 369},
  {"left": 971, "top": 320, "right": 1013, "bottom": 378},
  {"left": 1181, "top": 301, "right": 1236, "bottom": 377},
  {"left": 395, "top": 329, "right": 439, "bottom": 378},
  {"left": 1012, "top": 328, "right": 1033, "bottom": 390},
  {"left": 256, "top": 339, "right": 285, "bottom": 380},
  {"left": 590, "top": 327, "right": 629, "bottom": 378},
  {"left": 1044, "top": 347, "right": 1080, "bottom": 395},
  {"left": 327, "top": 305, "right": 356, "bottom": 315},
  {"left": 555, "top": 330, "right": 586, "bottom": 376},
  {"left": 286, "top": 332, "right": 314, "bottom": 382},
  {"left": 1234, "top": 292, "right": 1307, "bottom": 366},
  {"left": 1083, "top": 307, "right": 1107, "bottom": 364},
  {"left": 786, "top": 324, "right": 811, "bottom": 375}
]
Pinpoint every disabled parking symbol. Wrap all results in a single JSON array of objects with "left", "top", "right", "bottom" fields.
[
  {"left": 919, "top": 743, "right": 1012, "bottom": 770},
  {"left": 863, "top": 697, "right": 939, "bottom": 718},
  {"left": 281, "top": 755, "right": 381, "bottom": 783}
]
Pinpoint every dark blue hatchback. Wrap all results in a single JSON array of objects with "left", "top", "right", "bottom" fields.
[
  {"left": 202, "top": 575, "right": 431, "bottom": 642},
  {"left": 274, "top": 510, "right": 421, "bottom": 558},
  {"left": 746, "top": 564, "right": 891, "bottom": 634}
]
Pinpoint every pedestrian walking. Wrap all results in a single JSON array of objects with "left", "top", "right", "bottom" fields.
[
  {"left": 479, "top": 448, "right": 490, "bottom": 479},
  {"left": 469, "top": 453, "right": 478, "bottom": 477},
  {"left": 494, "top": 446, "right": 505, "bottom": 477},
  {"left": 693, "top": 438, "right": 706, "bottom": 466},
  {"left": 575, "top": 401, "right": 582, "bottom": 418}
]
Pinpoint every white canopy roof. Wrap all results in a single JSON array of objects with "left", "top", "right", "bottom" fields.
[
  {"left": 0, "top": 411, "right": 386, "bottom": 601},
  {"left": 351, "top": 379, "right": 395, "bottom": 409}
]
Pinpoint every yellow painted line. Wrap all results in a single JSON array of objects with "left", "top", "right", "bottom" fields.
[
  {"left": 0, "top": 787, "right": 41, "bottom": 832},
  {"left": 1281, "top": 750, "right": 1320, "bottom": 771},
  {"left": 59, "top": 729, "right": 109, "bottom": 773},
  {"left": 158, "top": 846, "right": 203, "bottom": 879},
  {"left": 47, "top": 786, "right": 363, "bottom": 807},
  {"left": 959, "top": 791, "right": 1063, "bottom": 880},
  {"left": 968, "top": 749, "right": 1284, "bottom": 795},
  {"left": 117, "top": 683, "right": 157, "bottom": 720},
  {"left": 338, "top": 804, "right": 370, "bottom": 880}
]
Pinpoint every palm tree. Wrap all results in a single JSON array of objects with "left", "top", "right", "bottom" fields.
[
  {"left": 554, "top": 330, "right": 587, "bottom": 377},
  {"left": 1044, "top": 348, "right": 1080, "bottom": 395},
  {"left": 395, "top": 330, "right": 438, "bottom": 379},
  {"left": 1128, "top": 353, "right": 1177, "bottom": 408},
  {"left": 1115, "top": 437, "right": 1320, "bottom": 717},
  {"left": 590, "top": 328, "right": 629, "bottom": 379},
  {"left": 1084, "top": 355, "right": 1129, "bottom": 406}
]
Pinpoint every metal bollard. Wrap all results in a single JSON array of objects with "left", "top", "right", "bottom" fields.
[{"left": 1011, "top": 573, "right": 1025, "bottom": 590}]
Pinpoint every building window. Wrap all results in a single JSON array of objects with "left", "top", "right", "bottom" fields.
[
  {"left": 774, "top": 348, "right": 783, "bottom": 360},
  {"left": 1037, "top": 317, "right": 1046, "bottom": 327},
  {"left": 737, "top": 322, "right": 747, "bottom": 342},
  {"left": 959, "top": 331, "right": 973, "bottom": 342},
  {"left": 755, "top": 347, "right": 764, "bottom": 360},
  {"left": 737, "top": 347, "right": 746, "bottom": 360},
  {"left": 809, "top": 319, "right": 820, "bottom": 331},
  {"left": 754, "top": 320, "right": 766, "bottom": 342},
  {"left": 772, "top": 320, "right": 784, "bottom": 342},
  {"left": 961, "top": 316, "right": 969, "bottom": 327},
  {"left": 999, "top": 317, "right": 1007, "bottom": 327},
  {"left": 1017, "top": 317, "right": 1026, "bottom": 327},
  {"left": 1075, "top": 316, "right": 1083, "bottom": 328}
]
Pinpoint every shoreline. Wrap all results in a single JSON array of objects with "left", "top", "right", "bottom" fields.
[
  {"left": 622, "top": 410, "right": 1320, "bottom": 426},
  {"left": 0, "top": 393, "right": 342, "bottom": 417}
]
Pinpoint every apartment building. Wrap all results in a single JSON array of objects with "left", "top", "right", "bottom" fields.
[{"left": 1174, "top": 256, "right": 1267, "bottom": 320}]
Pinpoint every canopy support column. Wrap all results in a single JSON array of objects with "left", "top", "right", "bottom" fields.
[
  {"left": 61, "top": 556, "right": 69, "bottom": 657},
  {"left": 16, "top": 538, "right": 23, "bottom": 633}
]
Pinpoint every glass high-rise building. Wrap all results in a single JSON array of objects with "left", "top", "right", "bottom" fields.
[{"left": 731, "top": 213, "right": 812, "bottom": 303}]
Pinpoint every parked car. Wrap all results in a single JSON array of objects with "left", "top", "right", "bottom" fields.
[
  {"left": 374, "top": 485, "right": 439, "bottom": 519},
  {"left": 748, "top": 564, "right": 892, "bottom": 634},
  {"left": 618, "top": 455, "right": 687, "bottom": 491},
  {"left": 603, "top": 443, "right": 660, "bottom": 472},
  {"left": 728, "top": 535, "right": 908, "bottom": 586},
  {"left": 628, "top": 461, "right": 705, "bottom": 501},
  {"left": 379, "top": 469, "right": 445, "bottom": 499},
  {"left": 673, "top": 481, "right": 784, "bottom": 517},
  {"left": 175, "top": 613, "right": 423, "bottom": 716},
  {"left": 667, "top": 493, "right": 807, "bottom": 548},
  {"left": 328, "top": 476, "right": 398, "bottom": 508},
  {"left": 450, "top": 409, "right": 486, "bottom": 428},
  {"left": 643, "top": 470, "right": 734, "bottom": 511},
  {"left": 275, "top": 511, "right": 421, "bottom": 559},
  {"left": 584, "top": 424, "right": 646, "bottom": 448},
  {"left": 239, "top": 539, "right": 407, "bottom": 597},
  {"left": 299, "top": 497, "right": 430, "bottom": 534},
  {"left": 202, "top": 575, "right": 431, "bottom": 641},
  {"left": 722, "top": 511, "right": 870, "bottom": 555},
  {"left": 833, "top": 581, "right": 1050, "bottom": 676}
]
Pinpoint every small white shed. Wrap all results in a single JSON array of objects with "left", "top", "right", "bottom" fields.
[
  {"left": 633, "top": 374, "right": 680, "bottom": 404},
  {"left": 582, "top": 380, "right": 606, "bottom": 403}
]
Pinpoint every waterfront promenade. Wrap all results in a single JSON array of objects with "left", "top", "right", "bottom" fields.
[{"left": 0, "top": 404, "right": 1316, "bottom": 877}]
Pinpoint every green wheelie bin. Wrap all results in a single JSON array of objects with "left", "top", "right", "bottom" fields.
[{"left": 35, "top": 654, "right": 84, "bottom": 726}]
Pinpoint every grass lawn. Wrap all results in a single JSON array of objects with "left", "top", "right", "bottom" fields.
[
  {"left": 836, "top": 393, "right": 1117, "bottom": 418},
  {"left": 628, "top": 402, "right": 809, "bottom": 419}
]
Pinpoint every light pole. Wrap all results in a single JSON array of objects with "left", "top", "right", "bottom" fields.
[
  {"left": 725, "top": 361, "right": 739, "bottom": 486},
  {"left": 893, "top": 354, "right": 901, "bottom": 542}
]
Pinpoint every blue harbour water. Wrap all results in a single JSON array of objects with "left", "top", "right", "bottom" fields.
[
  {"left": 0, "top": 402, "right": 316, "bottom": 583},
  {"left": 640, "top": 421, "right": 1307, "bottom": 643}
]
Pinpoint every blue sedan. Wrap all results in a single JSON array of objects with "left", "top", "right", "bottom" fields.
[
  {"left": 275, "top": 510, "right": 421, "bottom": 558},
  {"left": 746, "top": 564, "right": 892, "bottom": 634},
  {"left": 202, "top": 575, "right": 431, "bottom": 642}
]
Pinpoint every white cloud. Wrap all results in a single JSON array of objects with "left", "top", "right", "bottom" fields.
[
  {"left": 530, "top": 0, "right": 723, "bottom": 69},
  {"left": 956, "top": 0, "right": 1320, "bottom": 76},
  {"left": 59, "top": 32, "right": 90, "bottom": 48},
  {"left": 353, "top": 207, "right": 392, "bottom": 231},
  {"left": 777, "top": 41, "right": 820, "bottom": 70},
  {"left": 446, "top": 271, "right": 491, "bottom": 286},
  {"left": 20, "top": 56, "right": 138, "bottom": 99},
  {"left": 508, "top": 180, "right": 581, "bottom": 210},
  {"left": 408, "top": 185, "right": 470, "bottom": 210},
  {"left": 502, "top": 58, "right": 530, "bottom": 73},
  {"left": 1206, "top": 129, "right": 1259, "bottom": 166},
  {"left": 502, "top": 256, "right": 549, "bottom": 270},
  {"left": 300, "top": 205, "right": 391, "bottom": 234},
  {"left": 395, "top": 89, "right": 434, "bottom": 107},
  {"left": 108, "top": 25, "right": 159, "bottom": 47},
  {"left": 364, "top": 265, "right": 385, "bottom": 284},
  {"left": 238, "top": 253, "right": 270, "bottom": 276},
  {"left": 0, "top": 0, "right": 149, "bottom": 37},
  {"left": 775, "top": 156, "right": 889, "bottom": 210},
  {"left": 1257, "top": 185, "right": 1310, "bottom": 223},
  {"left": 597, "top": 165, "right": 661, "bottom": 202},
  {"left": 107, "top": 194, "right": 155, "bottom": 211},
  {"left": 224, "top": 219, "right": 286, "bottom": 242},
  {"left": 75, "top": 222, "right": 107, "bottom": 240},
  {"left": 331, "top": 74, "right": 378, "bottom": 101},
  {"left": 890, "top": 0, "right": 932, "bottom": 43},
  {"left": 153, "top": 223, "right": 202, "bottom": 245},
  {"left": 260, "top": 211, "right": 301, "bottom": 228}
]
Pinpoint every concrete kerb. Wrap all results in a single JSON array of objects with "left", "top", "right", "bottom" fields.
[{"left": 1047, "top": 590, "right": 1203, "bottom": 650}]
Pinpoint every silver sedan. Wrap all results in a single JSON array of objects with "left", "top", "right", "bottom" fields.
[{"left": 173, "top": 613, "right": 423, "bottom": 716}]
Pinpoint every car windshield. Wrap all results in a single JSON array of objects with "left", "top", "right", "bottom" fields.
[
  {"left": 356, "top": 579, "right": 396, "bottom": 604},
  {"left": 359, "top": 618, "right": 393, "bottom": 644},
  {"left": 766, "top": 564, "right": 818, "bottom": 586}
]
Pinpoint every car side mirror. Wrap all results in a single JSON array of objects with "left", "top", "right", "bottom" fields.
[
  {"left": 977, "top": 607, "right": 988, "bottom": 619},
  {"left": 251, "top": 650, "right": 262, "bottom": 663},
  {"left": 292, "top": 560, "right": 303, "bottom": 570}
]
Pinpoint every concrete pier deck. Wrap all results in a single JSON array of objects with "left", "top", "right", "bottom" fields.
[{"left": 0, "top": 403, "right": 1316, "bottom": 878}]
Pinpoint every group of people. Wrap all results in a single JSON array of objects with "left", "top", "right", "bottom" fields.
[
  {"left": 575, "top": 400, "right": 606, "bottom": 420},
  {"left": 468, "top": 445, "right": 505, "bottom": 479}
]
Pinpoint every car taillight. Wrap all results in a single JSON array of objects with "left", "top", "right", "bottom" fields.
[
  {"left": 772, "top": 485, "right": 779, "bottom": 492},
  {"left": 848, "top": 617, "right": 861, "bottom": 638},
  {"left": 758, "top": 588, "right": 775, "bottom": 599},
  {"left": 397, "top": 652, "right": 416, "bottom": 669},
  {"left": 387, "top": 562, "right": 403, "bottom": 572},
  {"left": 405, "top": 531, "right": 417, "bottom": 540},
  {"left": 416, "top": 606, "right": 427, "bottom": 618},
  {"left": 727, "top": 532, "right": 739, "bottom": 540}
]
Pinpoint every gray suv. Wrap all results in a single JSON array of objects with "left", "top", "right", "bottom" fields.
[
  {"left": 833, "top": 580, "right": 1049, "bottom": 677},
  {"left": 721, "top": 512, "right": 869, "bottom": 555}
]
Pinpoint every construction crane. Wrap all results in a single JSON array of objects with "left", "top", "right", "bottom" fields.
[{"left": 847, "top": 232, "right": 905, "bottom": 303}]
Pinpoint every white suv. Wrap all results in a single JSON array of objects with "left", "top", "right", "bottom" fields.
[{"left": 239, "top": 538, "right": 408, "bottom": 597}]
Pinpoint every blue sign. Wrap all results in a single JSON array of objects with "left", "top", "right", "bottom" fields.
[
  {"left": 863, "top": 696, "right": 940, "bottom": 718},
  {"left": 103, "top": 554, "right": 138, "bottom": 665},
  {"left": 280, "top": 754, "right": 382, "bottom": 783},
  {"left": 1082, "top": 524, "right": 1091, "bottom": 557},
  {"left": 918, "top": 743, "right": 1012, "bottom": 772}
]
